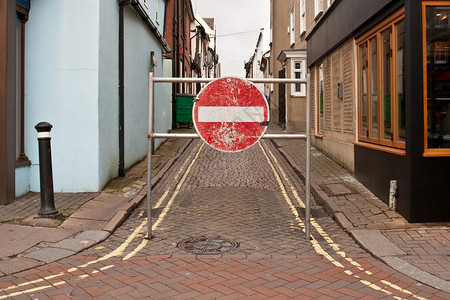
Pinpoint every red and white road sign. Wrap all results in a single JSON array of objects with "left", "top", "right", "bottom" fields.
[{"left": 193, "top": 77, "right": 269, "bottom": 152}]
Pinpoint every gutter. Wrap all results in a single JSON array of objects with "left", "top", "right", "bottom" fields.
[
  {"left": 128, "top": 0, "right": 171, "bottom": 53},
  {"left": 118, "top": 0, "right": 172, "bottom": 177}
]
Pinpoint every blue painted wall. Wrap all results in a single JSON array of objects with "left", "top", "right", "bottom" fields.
[
  {"left": 123, "top": 3, "right": 171, "bottom": 169},
  {"left": 98, "top": 0, "right": 120, "bottom": 188},
  {"left": 15, "top": 0, "right": 170, "bottom": 195},
  {"left": 25, "top": 0, "right": 101, "bottom": 193}
]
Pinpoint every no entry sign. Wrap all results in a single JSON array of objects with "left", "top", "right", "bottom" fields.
[{"left": 193, "top": 77, "right": 269, "bottom": 152}]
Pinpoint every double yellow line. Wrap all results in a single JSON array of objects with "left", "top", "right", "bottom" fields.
[
  {"left": 0, "top": 141, "right": 205, "bottom": 299},
  {"left": 258, "top": 141, "right": 426, "bottom": 300}
]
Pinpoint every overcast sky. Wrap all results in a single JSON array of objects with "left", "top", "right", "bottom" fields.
[{"left": 192, "top": 0, "right": 270, "bottom": 77}]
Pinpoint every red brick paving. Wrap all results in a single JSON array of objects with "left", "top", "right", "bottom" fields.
[{"left": 1, "top": 254, "right": 447, "bottom": 299}]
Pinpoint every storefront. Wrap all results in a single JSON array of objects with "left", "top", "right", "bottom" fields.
[{"left": 307, "top": 0, "right": 450, "bottom": 222}]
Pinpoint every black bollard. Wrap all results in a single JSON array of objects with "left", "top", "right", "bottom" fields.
[{"left": 35, "top": 122, "right": 59, "bottom": 218}]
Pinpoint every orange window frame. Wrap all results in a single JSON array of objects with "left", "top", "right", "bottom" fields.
[
  {"left": 422, "top": 1, "right": 450, "bottom": 157},
  {"left": 356, "top": 7, "right": 406, "bottom": 151}
]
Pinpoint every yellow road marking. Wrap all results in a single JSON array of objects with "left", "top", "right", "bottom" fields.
[
  {"left": 0, "top": 141, "right": 204, "bottom": 298},
  {"left": 259, "top": 141, "right": 423, "bottom": 299},
  {"left": 123, "top": 143, "right": 205, "bottom": 260}
]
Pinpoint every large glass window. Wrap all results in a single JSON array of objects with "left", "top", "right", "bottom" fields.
[
  {"left": 395, "top": 20, "right": 405, "bottom": 143},
  {"left": 357, "top": 9, "right": 405, "bottom": 149},
  {"left": 370, "top": 37, "right": 378, "bottom": 138},
  {"left": 423, "top": 3, "right": 450, "bottom": 153},
  {"left": 360, "top": 42, "right": 368, "bottom": 137}
]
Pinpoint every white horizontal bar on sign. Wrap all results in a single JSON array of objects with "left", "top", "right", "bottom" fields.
[
  {"left": 148, "top": 132, "right": 306, "bottom": 139},
  {"left": 198, "top": 106, "right": 265, "bottom": 123}
]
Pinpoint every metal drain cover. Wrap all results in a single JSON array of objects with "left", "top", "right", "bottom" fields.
[{"left": 177, "top": 236, "right": 239, "bottom": 255}]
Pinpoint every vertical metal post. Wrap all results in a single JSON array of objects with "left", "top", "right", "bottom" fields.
[
  {"left": 35, "top": 122, "right": 59, "bottom": 218},
  {"left": 146, "top": 72, "right": 154, "bottom": 239},
  {"left": 305, "top": 74, "right": 311, "bottom": 240}
]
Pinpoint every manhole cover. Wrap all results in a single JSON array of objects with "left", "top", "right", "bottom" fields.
[{"left": 177, "top": 236, "right": 239, "bottom": 255}]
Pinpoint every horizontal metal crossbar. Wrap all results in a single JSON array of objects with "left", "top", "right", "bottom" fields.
[
  {"left": 147, "top": 73, "right": 312, "bottom": 241},
  {"left": 152, "top": 77, "right": 307, "bottom": 84},
  {"left": 150, "top": 133, "right": 307, "bottom": 140}
]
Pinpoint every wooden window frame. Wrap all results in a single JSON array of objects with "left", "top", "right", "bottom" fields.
[
  {"left": 422, "top": 1, "right": 450, "bottom": 157},
  {"left": 356, "top": 7, "right": 406, "bottom": 150}
]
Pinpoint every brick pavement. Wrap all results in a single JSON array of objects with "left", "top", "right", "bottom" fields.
[
  {"left": 268, "top": 125, "right": 450, "bottom": 285},
  {"left": 0, "top": 193, "right": 98, "bottom": 223},
  {"left": 3, "top": 253, "right": 447, "bottom": 299},
  {"left": 0, "top": 126, "right": 449, "bottom": 298}
]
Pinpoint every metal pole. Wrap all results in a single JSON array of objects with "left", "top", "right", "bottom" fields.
[
  {"left": 35, "top": 122, "right": 59, "bottom": 218},
  {"left": 152, "top": 77, "right": 307, "bottom": 84},
  {"left": 146, "top": 72, "right": 154, "bottom": 239},
  {"left": 149, "top": 133, "right": 307, "bottom": 139},
  {"left": 305, "top": 74, "right": 311, "bottom": 240}
]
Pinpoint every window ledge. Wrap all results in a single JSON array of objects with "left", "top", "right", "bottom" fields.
[
  {"left": 354, "top": 142, "right": 406, "bottom": 156},
  {"left": 423, "top": 150, "right": 450, "bottom": 157},
  {"left": 314, "top": 133, "right": 324, "bottom": 139},
  {"left": 291, "top": 92, "right": 306, "bottom": 98},
  {"left": 314, "top": 11, "right": 323, "bottom": 21}
]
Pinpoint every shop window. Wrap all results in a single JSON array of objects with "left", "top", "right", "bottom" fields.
[
  {"left": 316, "top": 63, "right": 324, "bottom": 135},
  {"left": 291, "top": 60, "right": 306, "bottom": 97},
  {"left": 423, "top": 2, "right": 450, "bottom": 155},
  {"left": 356, "top": 8, "right": 405, "bottom": 149}
]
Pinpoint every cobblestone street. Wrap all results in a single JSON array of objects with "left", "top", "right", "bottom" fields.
[{"left": 0, "top": 139, "right": 447, "bottom": 299}]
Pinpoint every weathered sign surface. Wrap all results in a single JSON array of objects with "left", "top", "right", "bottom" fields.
[{"left": 193, "top": 77, "right": 269, "bottom": 152}]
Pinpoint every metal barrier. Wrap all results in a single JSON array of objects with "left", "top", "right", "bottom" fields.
[{"left": 147, "top": 74, "right": 311, "bottom": 240}]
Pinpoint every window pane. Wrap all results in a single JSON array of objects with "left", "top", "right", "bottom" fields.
[
  {"left": 426, "top": 6, "right": 450, "bottom": 149},
  {"left": 360, "top": 43, "right": 368, "bottom": 137},
  {"left": 395, "top": 19, "right": 406, "bottom": 142},
  {"left": 381, "top": 28, "right": 392, "bottom": 141},
  {"left": 295, "top": 72, "right": 301, "bottom": 92},
  {"left": 370, "top": 36, "right": 378, "bottom": 138}
]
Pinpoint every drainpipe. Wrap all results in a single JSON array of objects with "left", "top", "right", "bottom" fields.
[
  {"left": 182, "top": 0, "right": 186, "bottom": 92},
  {"left": 171, "top": 0, "right": 178, "bottom": 129},
  {"left": 118, "top": 1, "right": 130, "bottom": 177}
]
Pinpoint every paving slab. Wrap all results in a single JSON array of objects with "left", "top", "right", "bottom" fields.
[
  {"left": 350, "top": 229, "right": 406, "bottom": 258},
  {"left": 0, "top": 257, "right": 42, "bottom": 275},
  {"left": 69, "top": 194, "right": 131, "bottom": 221},
  {"left": 52, "top": 238, "right": 97, "bottom": 253},
  {"left": 58, "top": 218, "right": 107, "bottom": 232},
  {"left": 382, "top": 256, "right": 450, "bottom": 293},
  {"left": 0, "top": 224, "right": 72, "bottom": 259},
  {"left": 25, "top": 247, "right": 75, "bottom": 264},
  {"left": 75, "top": 230, "right": 110, "bottom": 242}
]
